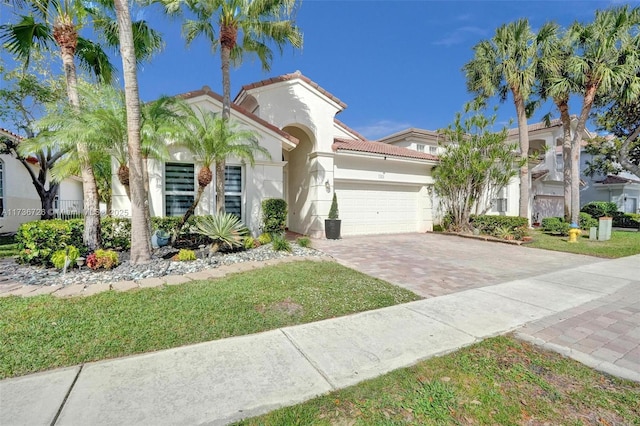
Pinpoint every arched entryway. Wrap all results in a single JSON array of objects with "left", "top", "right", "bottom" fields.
[{"left": 282, "top": 125, "right": 315, "bottom": 235}]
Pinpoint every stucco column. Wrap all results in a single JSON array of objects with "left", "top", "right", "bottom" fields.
[{"left": 308, "top": 152, "right": 335, "bottom": 238}]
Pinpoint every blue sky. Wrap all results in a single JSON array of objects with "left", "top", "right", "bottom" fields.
[{"left": 2, "top": 0, "right": 636, "bottom": 139}]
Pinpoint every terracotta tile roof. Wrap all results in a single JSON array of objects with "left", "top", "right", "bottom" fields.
[
  {"left": 507, "top": 119, "right": 562, "bottom": 137},
  {"left": 237, "top": 71, "right": 347, "bottom": 110},
  {"left": 334, "top": 118, "right": 365, "bottom": 140},
  {"left": 175, "top": 87, "right": 299, "bottom": 146},
  {"left": 597, "top": 174, "right": 640, "bottom": 185},
  {"left": 0, "top": 127, "right": 23, "bottom": 141},
  {"left": 332, "top": 138, "right": 438, "bottom": 161}
]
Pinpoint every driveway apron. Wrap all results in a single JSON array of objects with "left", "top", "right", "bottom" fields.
[{"left": 313, "top": 233, "right": 601, "bottom": 298}]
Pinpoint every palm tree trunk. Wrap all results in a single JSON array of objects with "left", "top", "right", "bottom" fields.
[
  {"left": 60, "top": 43, "right": 101, "bottom": 250},
  {"left": 514, "top": 96, "right": 530, "bottom": 223},
  {"left": 142, "top": 157, "right": 153, "bottom": 252},
  {"left": 217, "top": 39, "right": 234, "bottom": 215},
  {"left": 557, "top": 101, "right": 572, "bottom": 222},
  {"left": 620, "top": 126, "right": 640, "bottom": 178},
  {"left": 571, "top": 85, "right": 598, "bottom": 224},
  {"left": 172, "top": 184, "right": 206, "bottom": 244},
  {"left": 114, "top": 0, "right": 151, "bottom": 264},
  {"left": 215, "top": 160, "right": 225, "bottom": 214}
]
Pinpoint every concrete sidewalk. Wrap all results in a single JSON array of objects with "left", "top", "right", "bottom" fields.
[{"left": 1, "top": 256, "right": 638, "bottom": 426}]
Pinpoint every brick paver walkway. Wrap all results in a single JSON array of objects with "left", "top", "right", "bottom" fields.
[
  {"left": 313, "top": 233, "right": 600, "bottom": 298},
  {"left": 518, "top": 281, "right": 640, "bottom": 378}
]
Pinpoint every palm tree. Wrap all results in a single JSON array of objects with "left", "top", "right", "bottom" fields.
[
  {"left": 464, "top": 19, "right": 539, "bottom": 223},
  {"left": 535, "top": 22, "right": 577, "bottom": 221},
  {"left": 1, "top": 0, "right": 162, "bottom": 252},
  {"left": 559, "top": 6, "right": 640, "bottom": 224},
  {"left": 2, "top": 6, "right": 112, "bottom": 250},
  {"left": 165, "top": 0, "right": 302, "bottom": 213},
  {"left": 171, "top": 102, "right": 270, "bottom": 238}
]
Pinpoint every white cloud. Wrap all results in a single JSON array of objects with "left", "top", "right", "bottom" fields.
[
  {"left": 433, "top": 26, "right": 488, "bottom": 47},
  {"left": 355, "top": 120, "right": 413, "bottom": 140}
]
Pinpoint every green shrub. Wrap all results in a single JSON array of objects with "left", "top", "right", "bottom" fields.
[
  {"left": 512, "top": 225, "right": 530, "bottom": 241},
  {"left": 541, "top": 217, "right": 570, "bottom": 236},
  {"left": 272, "top": 234, "right": 292, "bottom": 252},
  {"left": 493, "top": 225, "right": 515, "bottom": 240},
  {"left": 579, "top": 212, "right": 598, "bottom": 230},
  {"left": 432, "top": 224, "right": 444, "bottom": 232},
  {"left": 16, "top": 219, "right": 84, "bottom": 265},
  {"left": 244, "top": 236, "right": 257, "bottom": 250},
  {"left": 50, "top": 245, "right": 80, "bottom": 270},
  {"left": 470, "top": 215, "right": 528, "bottom": 236},
  {"left": 194, "top": 214, "right": 248, "bottom": 252},
  {"left": 101, "top": 218, "right": 131, "bottom": 250},
  {"left": 613, "top": 212, "right": 640, "bottom": 228},
  {"left": 86, "top": 249, "right": 119, "bottom": 270},
  {"left": 328, "top": 193, "right": 339, "bottom": 219},
  {"left": 257, "top": 233, "right": 272, "bottom": 245},
  {"left": 296, "top": 236, "right": 311, "bottom": 248},
  {"left": 581, "top": 201, "right": 618, "bottom": 218},
  {"left": 177, "top": 249, "right": 196, "bottom": 261},
  {"left": 261, "top": 198, "right": 287, "bottom": 235}
]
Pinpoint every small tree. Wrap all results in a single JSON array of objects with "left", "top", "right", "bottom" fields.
[
  {"left": 328, "top": 193, "right": 339, "bottom": 219},
  {"left": 434, "top": 103, "right": 523, "bottom": 232}
]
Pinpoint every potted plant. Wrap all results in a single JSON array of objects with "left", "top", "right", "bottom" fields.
[{"left": 324, "top": 193, "right": 341, "bottom": 239}]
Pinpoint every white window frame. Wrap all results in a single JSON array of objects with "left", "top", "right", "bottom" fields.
[
  {"left": 164, "top": 162, "right": 196, "bottom": 216},
  {"left": 429, "top": 145, "right": 438, "bottom": 155},
  {"left": 556, "top": 153, "right": 564, "bottom": 172},
  {"left": 416, "top": 144, "right": 425, "bottom": 153},
  {"left": 492, "top": 187, "right": 508, "bottom": 213},
  {"left": 224, "top": 165, "right": 244, "bottom": 219}
]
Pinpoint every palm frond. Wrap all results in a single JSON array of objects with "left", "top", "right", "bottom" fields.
[{"left": 0, "top": 15, "right": 53, "bottom": 66}]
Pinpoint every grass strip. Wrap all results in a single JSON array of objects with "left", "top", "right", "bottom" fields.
[{"left": 0, "top": 260, "right": 419, "bottom": 378}]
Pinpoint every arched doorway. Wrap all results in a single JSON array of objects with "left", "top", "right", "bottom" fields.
[{"left": 282, "top": 125, "right": 315, "bottom": 235}]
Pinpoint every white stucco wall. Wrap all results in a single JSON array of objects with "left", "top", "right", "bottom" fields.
[{"left": 112, "top": 94, "right": 288, "bottom": 236}]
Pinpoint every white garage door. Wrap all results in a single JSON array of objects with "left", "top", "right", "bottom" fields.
[{"left": 335, "top": 182, "right": 420, "bottom": 235}]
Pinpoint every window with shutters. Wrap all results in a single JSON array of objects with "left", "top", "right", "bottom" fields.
[
  {"left": 225, "top": 165, "right": 242, "bottom": 218},
  {"left": 492, "top": 187, "right": 508, "bottom": 213},
  {"left": 165, "top": 162, "right": 195, "bottom": 216}
]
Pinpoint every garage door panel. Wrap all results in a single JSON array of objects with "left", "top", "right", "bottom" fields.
[{"left": 335, "top": 182, "right": 419, "bottom": 236}]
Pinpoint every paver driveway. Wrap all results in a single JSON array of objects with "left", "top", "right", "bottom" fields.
[{"left": 313, "top": 233, "right": 601, "bottom": 298}]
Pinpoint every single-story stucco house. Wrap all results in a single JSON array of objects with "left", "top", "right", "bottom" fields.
[
  {"left": 113, "top": 71, "right": 439, "bottom": 238},
  {"left": 0, "top": 128, "right": 85, "bottom": 233}
]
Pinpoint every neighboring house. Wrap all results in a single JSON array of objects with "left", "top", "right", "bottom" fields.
[
  {"left": 582, "top": 166, "right": 640, "bottom": 215},
  {"left": 113, "top": 71, "right": 439, "bottom": 237},
  {"left": 0, "top": 128, "right": 84, "bottom": 233}
]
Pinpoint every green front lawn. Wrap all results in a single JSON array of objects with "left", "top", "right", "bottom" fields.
[
  {"left": 0, "top": 234, "right": 18, "bottom": 258},
  {"left": 526, "top": 229, "right": 640, "bottom": 258},
  {"left": 0, "top": 261, "right": 419, "bottom": 379},
  {"left": 237, "top": 336, "right": 640, "bottom": 425}
]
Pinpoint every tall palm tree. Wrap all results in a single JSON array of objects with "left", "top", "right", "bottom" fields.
[
  {"left": 1, "top": 0, "right": 162, "bottom": 252},
  {"left": 560, "top": 6, "right": 640, "bottom": 224},
  {"left": 164, "top": 0, "right": 302, "bottom": 213},
  {"left": 171, "top": 103, "right": 270, "bottom": 238},
  {"left": 535, "top": 22, "right": 577, "bottom": 221},
  {"left": 464, "top": 19, "right": 539, "bottom": 223},
  {"left": 2, "top": 5, "right": 112, "bottom": 250}
]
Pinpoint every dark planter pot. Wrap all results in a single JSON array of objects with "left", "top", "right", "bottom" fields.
[{"left": 325, "top": 219, "right": 341, "bottom": 239}]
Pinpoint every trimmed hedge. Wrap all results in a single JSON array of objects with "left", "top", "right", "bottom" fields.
[
  {"left": 578, "top": 212, "right": 598, "bottom": 230},
  {"left": 580, "top": 201, "right": 618, "bottom": 218},
  {"left": 261, "top": 198, "right": 287, "bottom": 235},
  {"left": 16, "top": 216, "right": 212, "bottom": 266},
  {"left": 541, "top": 217, "right": 570, "bottom": 236},
  {"left": 16, "top": 219, "right": 85, "bottom": 265},
  {"left": 613, "top": 213, "right": 640, "bottom": 229},
  {"left": 470, "top": 215, "right": 528, "bottom": 236}
]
